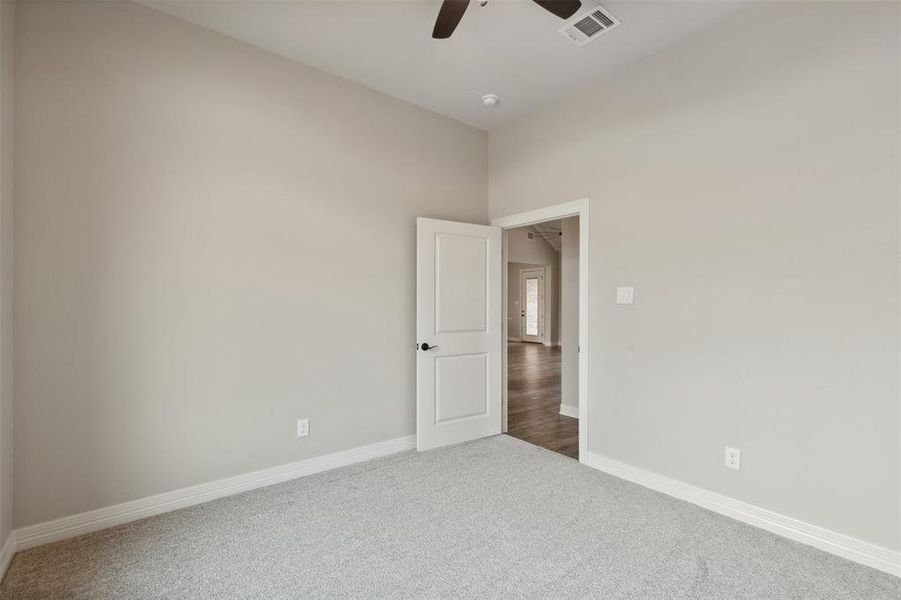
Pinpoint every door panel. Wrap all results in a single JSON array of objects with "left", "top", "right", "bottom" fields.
[
  {"left": 435, "top": 353, "right": 488, "bottom": 423},
  {"left": 435, "top": 234, "right": 487, "bottom": 333},
  {"left": 417, "top": 218, "right": 502, "bottom": 451}
]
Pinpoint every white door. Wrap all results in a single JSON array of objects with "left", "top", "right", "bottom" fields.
[
  {"left": 416, "top": 218, "right": 502, "bottom": 451},
  {"left": 519, "top": 268, "right": 545, "bottom": 344}
]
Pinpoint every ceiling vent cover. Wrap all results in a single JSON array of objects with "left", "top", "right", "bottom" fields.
[{"left": 560, "top": 4, "right": 620, "bottom": 46}]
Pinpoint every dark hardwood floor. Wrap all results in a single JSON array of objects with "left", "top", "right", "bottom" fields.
[{"left": 507, "top": 342, "right": 578, "bottom": 460}]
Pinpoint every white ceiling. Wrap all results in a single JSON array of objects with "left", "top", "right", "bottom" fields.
[{"left": 142, "top": 0, "right": 749, "bottom": 131}]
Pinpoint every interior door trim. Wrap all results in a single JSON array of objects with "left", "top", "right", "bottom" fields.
[{"left": 492, "top": 198, "right": 590, "bottom": 463}]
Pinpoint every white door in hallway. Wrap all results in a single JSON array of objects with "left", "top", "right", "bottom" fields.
[
  {"left": 416, "top": 218, "right": 502, "bottom": 451},
  {"left": 519, "top": 268, "right": 545, "bottom": 344}
]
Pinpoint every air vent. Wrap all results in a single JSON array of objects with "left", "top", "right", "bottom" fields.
[{"left": 560, "top": 4, "right": 620, "bottom": 46}]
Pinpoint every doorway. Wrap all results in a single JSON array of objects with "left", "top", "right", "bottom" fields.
[
  {"left": 415, "top": 199, "right": 589, "bottom": 459},
  {"left": 492, "top": 198, "right": 589, "bottom": 463},
  {"left": 519, "top": 267, "right": 545, "bottom": 344},
  {"left": 501, "top": 218, "right": 578, "bottom": 459}
]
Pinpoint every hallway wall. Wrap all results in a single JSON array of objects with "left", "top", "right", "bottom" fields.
[{"left": 560, "top": 217, "right": 579, "bottom": 413}]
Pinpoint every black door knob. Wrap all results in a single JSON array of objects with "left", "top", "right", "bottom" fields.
[{"left": 420, "top": 342, "right": 439, "bottom": 351}]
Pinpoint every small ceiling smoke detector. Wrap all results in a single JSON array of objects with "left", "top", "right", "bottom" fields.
[{"left": 481, "top": 94, "right": 499, "bottom": 108}]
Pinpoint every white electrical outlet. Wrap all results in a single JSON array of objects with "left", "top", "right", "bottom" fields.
[
  {"left": 725, "top": 446, "right": 740, "bottom": 470},
  {"left": 297, "top": 418, "right": 310, "bottom": 438},
  {"left": 616, "top": 287, "right": 634, "bottom": 305}
]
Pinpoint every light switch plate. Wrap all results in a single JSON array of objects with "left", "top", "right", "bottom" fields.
[{"left": 616, "top": 287, "right": 634, "bottom": 305}]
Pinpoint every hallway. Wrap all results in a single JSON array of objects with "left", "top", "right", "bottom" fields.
[{"left": 507, "top": 342, "right": 578, "bottom": 460}]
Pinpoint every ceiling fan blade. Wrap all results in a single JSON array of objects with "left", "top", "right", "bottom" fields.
[
  {"left": 531, "top": 0, "right": 582, "bottom": 20},
  {"left": 432, "top": 0, "right": 471, "bottom": 39}
]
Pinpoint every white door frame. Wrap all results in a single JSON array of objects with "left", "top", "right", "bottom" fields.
[
  {"left": 519, "top": 266, "right": 546, "bottom": 344},
  {"left": 492, "top": 198, "right": 590, "bottom": 463}
]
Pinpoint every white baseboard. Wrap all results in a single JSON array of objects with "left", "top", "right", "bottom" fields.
[
  {"left": 584, "top": 451, "right": 900, "bottom": 577},
  {"left": 5, "top": 438, "right": 897, "bottom": 582},
  {"left": 11, "top": 434, "right": 416, "bottom": 559},
  {"left": 0, "top": 533, "right": 14, "bottom": 582},
  {"left": 559, "top": 404, "right": 579, "bottom": 419}
]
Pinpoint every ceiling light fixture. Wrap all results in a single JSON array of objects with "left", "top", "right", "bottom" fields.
[{"left": 481, "top": 94, "right": 499, "bottom": 108}]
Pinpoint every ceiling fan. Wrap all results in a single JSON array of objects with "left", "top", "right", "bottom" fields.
[{"left": 432, "top": 0, "right": 583, "bottom": 39}]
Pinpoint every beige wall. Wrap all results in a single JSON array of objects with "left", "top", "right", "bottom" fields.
[
  {"left": 14, "top": 1, "right": 487, "bottom": 527},
  {"left": 490, "top": 1, "right": 900, "bottom": 551},
  {"left": 560, "top": 217, "right": 578, "bottom": 412},
  {"left": 0, "top": 0, "right": 14, "bottom": 544}
]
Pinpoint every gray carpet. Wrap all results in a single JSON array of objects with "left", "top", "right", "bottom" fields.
[{"left": 1, "top": 435, "right": 898, "bottom": 599}]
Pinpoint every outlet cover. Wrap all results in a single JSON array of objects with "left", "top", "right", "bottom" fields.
[
  {"left": 297, "top": 418, "right": 310, "bottom": 438},
  {"left": 725, "top": 446, "right": 740, "bottom": 470}
]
